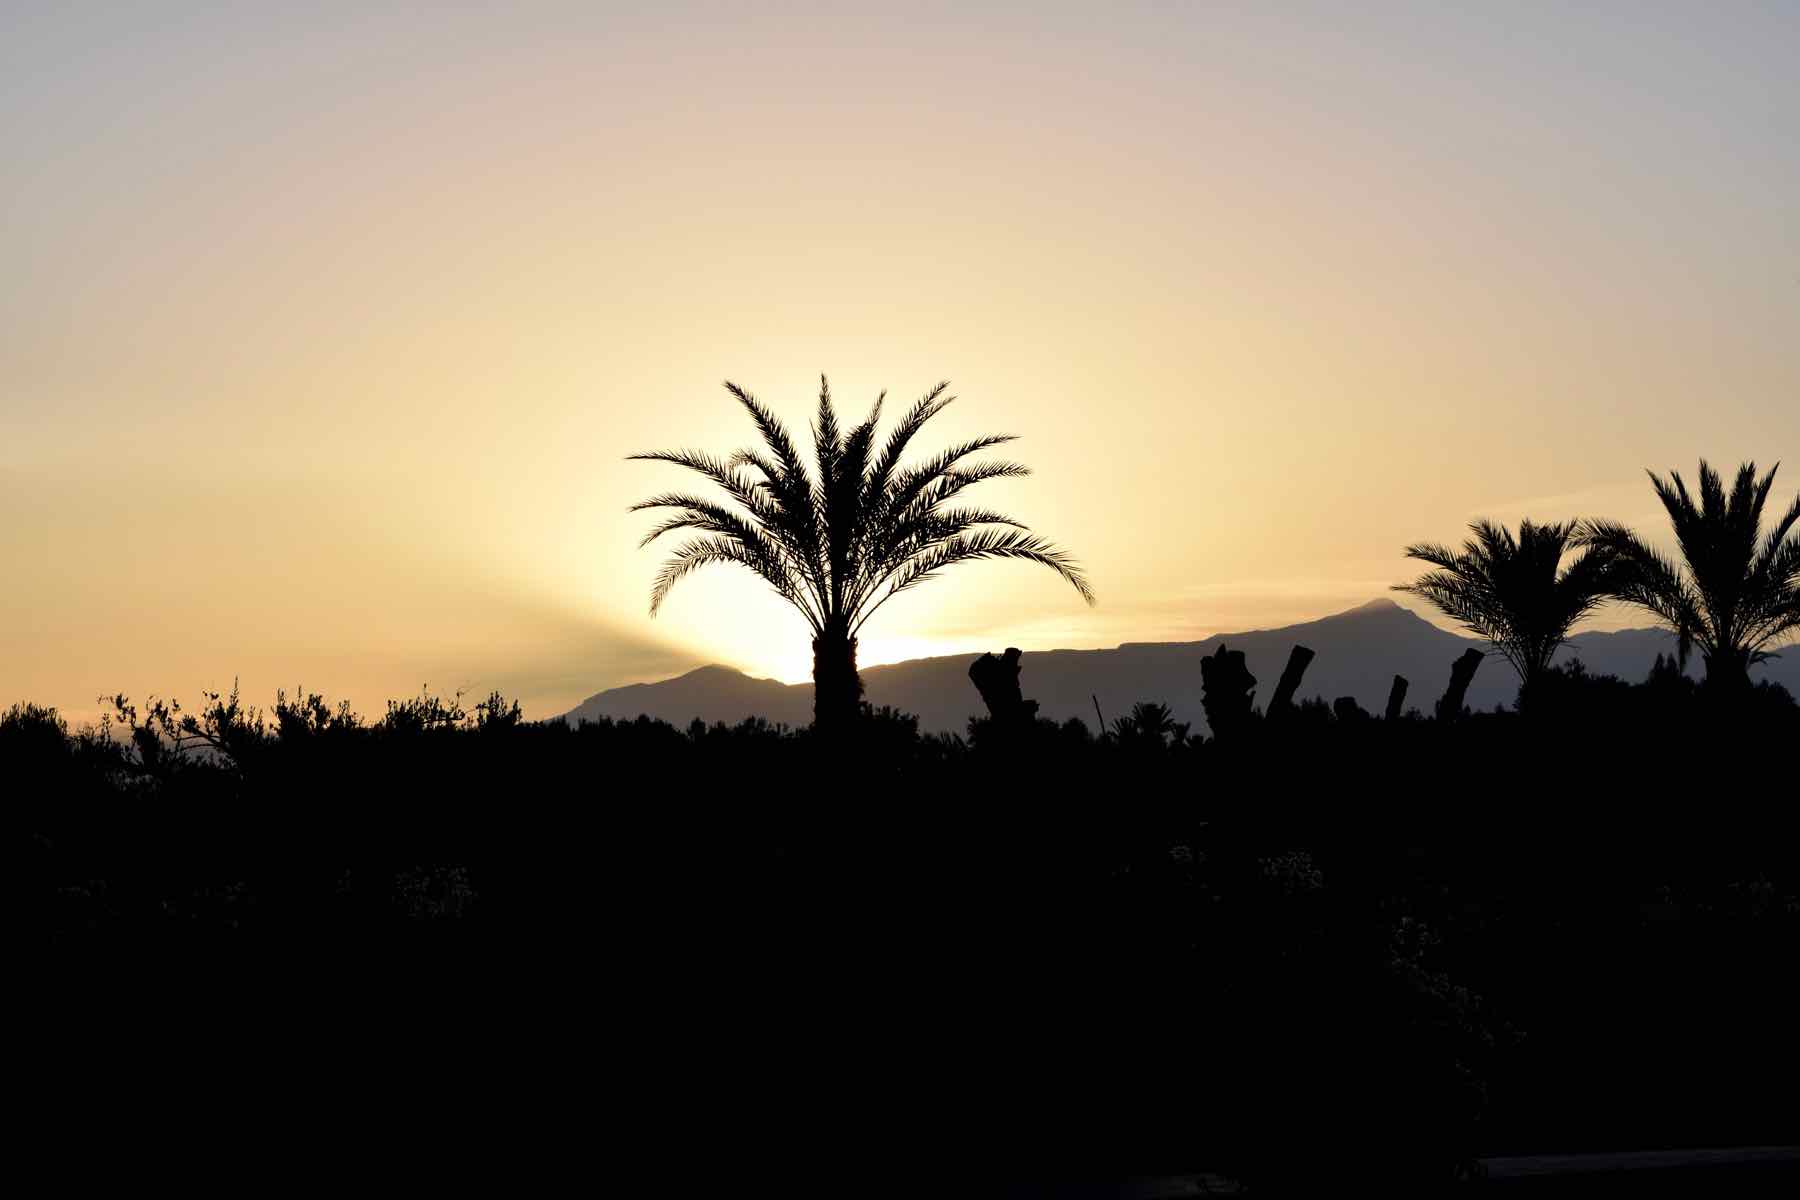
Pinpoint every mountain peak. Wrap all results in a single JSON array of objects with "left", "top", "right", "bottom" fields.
[
  {"left": 1319, "top": 596, "right": 1408, "bottom": 620},
  {"left": 684, "top": 664, "right": 750, "bottom": 679}
]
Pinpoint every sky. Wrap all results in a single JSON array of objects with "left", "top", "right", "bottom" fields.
[{"left": 4, "top": 1, "right": 1796, "bottom": 723}]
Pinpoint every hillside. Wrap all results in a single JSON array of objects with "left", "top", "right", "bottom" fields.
[{"left": 562, "top": 599, "right": 1799, "bottom": 734}]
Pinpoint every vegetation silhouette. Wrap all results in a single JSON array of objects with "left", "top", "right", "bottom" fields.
[
  {"left": 628, "top": 376, "right": 1094, "bottom": 731},
  {"left": 16, "top": 646, "right": 1796, "bottom": 1190},
  {"left": 16, "top": 455, "right": 1800, "bottom": 1193},
  {"left": 1581, "top": 460, "right": 1800, "bottom": 693},
  {"left": 1394, "top": 519, "right": 1618, "bottom": 710}
]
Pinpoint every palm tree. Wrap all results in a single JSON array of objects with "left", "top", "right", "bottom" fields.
[
  {"left": 1579, "top": 460, "right": 1800, "bottom": 691},
  {"left": 1110, "top": 701, "right": 1188, "bottom": 747},
  {"left": 629, "top": 377, "right": 1095, "bottom": 731},
  {"left": 1393, "top": 519, "right": 1618, "bottom": 705}
]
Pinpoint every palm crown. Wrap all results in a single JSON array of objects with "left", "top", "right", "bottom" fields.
[
  {"left": 629, "top": 377, "right": 1094, "bottom": 727},
  {"left": 1579, "top": 460, "right": 1800, "bottom": 686},
  {"left": 1394, "top": 518, "right": 1617, "bottom": 695}
]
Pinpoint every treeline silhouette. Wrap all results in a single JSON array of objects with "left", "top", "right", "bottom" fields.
[{"left": 15, "top": 643, "right": 1798, "bottom": 1191}]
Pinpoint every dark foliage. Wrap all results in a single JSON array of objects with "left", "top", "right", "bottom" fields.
[{"left": 15, "top": 662, "right": 1798, "bottom": 1190}]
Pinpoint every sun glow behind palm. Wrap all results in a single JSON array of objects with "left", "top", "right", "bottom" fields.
[{"left": 628, "top": 377, "right": 1095, "bottom": 724}]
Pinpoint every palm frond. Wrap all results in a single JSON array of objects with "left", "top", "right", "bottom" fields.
[
  {"left": 879, "top": 436, "right": 1021, "bottom": 532},
  {"left": 629, "top": 492, "right": 760, "bottom": 545},
  {"left": 839, "top": 392, "right": 884, "bottom": 500},
  {"left": 1397, "top": 518, "right": 1611, "bottom": 685},
  {"left": 624, "top": 451, "right": 766, "bottom": 515},
  {"left": 1399, "top": 541, "right": 1467, "bottom": 575},
  {"left": 864, "top": 381, "right": 953, "bottom": 509},
  {"left": 726, "top": 448, "right": 788, "bottom": 492},
  {"left": 1582, "top": 518, "right": 1706, "bottom": 666},
  {"left": 649, "top": 535, "right": 804, "bottom": 620},
  {"left": 845, "top": 464, "right": 1032, "bottom": 613},
  {"left": 859, "top": 508, "right": 1036, "bottom": 587},
  {"left": 724, "top": 382, "right": 811, "bottom": 490},
  {"left": 812, "top": 374, "right": 842, "bottom": 503},
  {"left": 892, "top": 461, "right": 1033, "bottom": 521},
  {"left": 1583, "top": 461, "right": 1799, "bottom": 680},
  {"left": 632, "top": 378, "right": 1094, "bottom": 652},
  {"left": 1756, "top": 483, "right": 1799, "bottom": 573},
  {"left": 862, "top": 528, "right": 1094, "bottom": 633},
  {"left": 720, "top": 381, "right": 829, "bottom": 607}
]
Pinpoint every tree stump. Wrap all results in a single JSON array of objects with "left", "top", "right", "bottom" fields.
[
  {"left": 1200, "top": 645, "right": 1257, "bottom": 740},
  {"left": 1385, "top": 675, "right": 1409, "bottom": 721},
  {"left": 969, "top": 647, "right": 1039, "bottom": 736},
  {"left": 1436, "top": 649, "right": 1485, "bottom": 721},
  {"left": 1268, "top": 644, "right": 1316, "bottom": 717}
]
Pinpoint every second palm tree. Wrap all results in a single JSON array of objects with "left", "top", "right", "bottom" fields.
[
  {"left": 1581, "top": 460, "right": 1800, "bottom": 691},
  {"left": 1395, "top": 518, "right": 1617, "bottom": 709}
]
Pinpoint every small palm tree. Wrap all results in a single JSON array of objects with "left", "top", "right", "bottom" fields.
[
  {"left": 1394, "top": 519, "right": 1618, "bottom": 704},
  {"left": 630, "top": 377, "right": 1095, "bottom": 731},
  {"left": 1580, "top": 460, "right": 1800, "bottom": 691},
  {"left": 1110, "top": 701, "right": 1187, "bottom": 747}
]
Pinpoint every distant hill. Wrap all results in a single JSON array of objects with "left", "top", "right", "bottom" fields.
[{"left": 560, "top": 598, "right": 1800, "bottom": 735}]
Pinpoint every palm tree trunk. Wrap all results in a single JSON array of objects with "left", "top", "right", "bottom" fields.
[
  {"left": 812, "top": 626, "right": 864, "bottom": 732},
  {"left": 1702, "top": 647, "right": 1752, "bottom": 694},
  {"left": 1516, "top": 656, "right": 1552, "bottom": 717}
]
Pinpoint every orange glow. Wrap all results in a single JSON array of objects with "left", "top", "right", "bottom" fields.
[{"left": 4, "top": 5, "right": 1795, "bottom": 719}]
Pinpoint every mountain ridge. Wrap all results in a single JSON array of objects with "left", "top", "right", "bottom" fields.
[{"left": 561, "top": 599, "right": 1799, "bottom": 734}]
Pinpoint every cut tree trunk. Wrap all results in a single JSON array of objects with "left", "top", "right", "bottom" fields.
[
  {"left": 1385, "top": 675, "right": 1409, "bottom": 721},
  {"left": 969, "top": 647, "right": 1039, "bottom": 734},
  {"left": 1436, "top": 649, "right": 1485, "bottom": 721},
  {"left": 1268, "top": 644, "right": 1316, "bottom": 717},
  {"left": 1200, "top": 645, "right": 1257, "bottom": 740}
]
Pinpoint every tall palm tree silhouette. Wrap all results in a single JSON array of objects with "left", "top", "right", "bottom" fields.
[
  {"left": 629, "top": 377, "right": 1095, "bottom": 731},
  {"left": 1580, "top": 461, "right": 1800, "bottom": 691},
  {"left": 1394, "top": 519, "right": 1617, "bottom": 704}
]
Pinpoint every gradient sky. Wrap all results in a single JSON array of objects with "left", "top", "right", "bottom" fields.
[{"left": 5, "top": 2, "right": 1796, "bottom": 723}]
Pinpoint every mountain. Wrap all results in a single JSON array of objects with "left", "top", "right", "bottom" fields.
[{"left": 560, "top": 599, "right": 1800, "bottom": 735}]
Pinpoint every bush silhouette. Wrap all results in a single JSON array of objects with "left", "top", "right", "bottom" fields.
[{"left": 14, "top": 625, "right": 1799, "bottom": 1186}]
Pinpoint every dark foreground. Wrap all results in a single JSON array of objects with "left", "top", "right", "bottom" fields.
[
  {"left": 1012, "top": 1148, "right": 1800, "bottom": 1197},
  {"left": 16, "top": 668, "right": 1799, "bottom": 1192}
]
